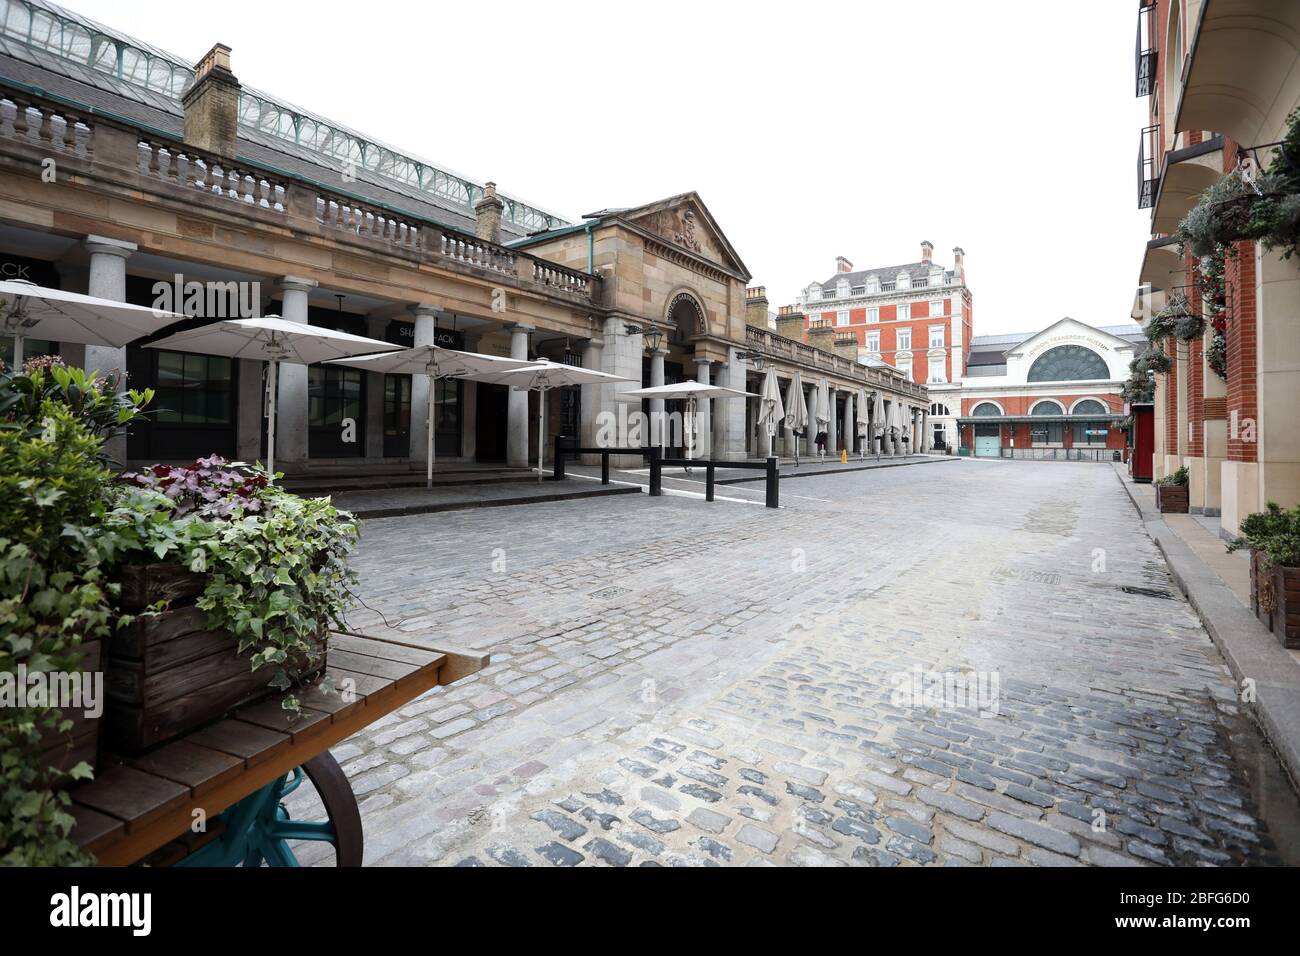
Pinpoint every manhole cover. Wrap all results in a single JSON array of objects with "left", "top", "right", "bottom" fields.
[
  {"left": 1120, "top": 585, "right": 1176, "bottom": 600},
  {"left": 590, "top": 586, "right": 632, "bottom": 600}
]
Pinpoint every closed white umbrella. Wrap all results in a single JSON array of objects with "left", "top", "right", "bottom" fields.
[
  {"left": 614, "top": 380, "right": 755, "bottom": 461},
  {"left": 328, "top": 345, "right": 535, "bottom": 487},
  {"left": 147, "top": 317, "right": 398, "bottom": 477},
  {"left": 784, "top": 371, "right": 808, "bottom": 465},
  {"left": 872, "top": 390, "right": 886, "bottom": 458},
  {"left": 757, "top": 367, "right": 784, "bottom": 459},
  {"left": 814, "top": 378, "right": 831, "bottom": 460},
  {"left": 1, "top": 278, "right": 184, "bottom": 366},
  {"left": 856, "top": 387, "right": 870, "bottom": 460},
  {"left": 463, "top": 359, "right": 635, "bottom": 481}
]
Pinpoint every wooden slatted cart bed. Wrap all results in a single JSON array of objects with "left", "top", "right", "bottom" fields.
[{"left": 68, "top": 631, "right": 487, "bottom": 867}]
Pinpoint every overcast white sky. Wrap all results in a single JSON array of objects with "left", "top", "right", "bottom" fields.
[{"left": 73, "top": 0, "right": 1153, "bottom": 335}]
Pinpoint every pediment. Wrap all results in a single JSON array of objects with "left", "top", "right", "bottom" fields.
[{"left": 618, "top": 192, "right": 751, "bottom": 280}]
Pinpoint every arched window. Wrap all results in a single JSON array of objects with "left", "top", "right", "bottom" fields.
[
  {"left": 1072, "top": 399, "right": 1107, "bottom": 415},
  {"left": 1031, "top": 400, "right": 1064, "bottom": 416},
  {"left": 971, "top": 402, "right": 1001, "bottom": 417},
  {"left": 1027, "top": 345, "right": 1109, "bottom": 382}
]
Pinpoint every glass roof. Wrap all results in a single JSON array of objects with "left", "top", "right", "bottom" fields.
[{"left": 0, "top": 0, "right": 570, "bottom": 233}]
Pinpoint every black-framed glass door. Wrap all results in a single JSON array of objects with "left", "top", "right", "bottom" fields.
[
  {"left": 308, "top": 364, "right": 364, "bottom": 458},
  {"left": 126, "top": 347, "right": 237, "bottom": 460},
  {"left": 383, "top": 374, "right": 411, "bottom": 457}
]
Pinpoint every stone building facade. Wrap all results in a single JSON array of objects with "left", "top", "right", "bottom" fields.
[{"left": 0, "top": 0, "right": 927, "bottom": 471}]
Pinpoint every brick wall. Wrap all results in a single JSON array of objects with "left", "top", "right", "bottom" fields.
[
  {"left": 1226, "top": 241, "right": 1257, "bottom": 462},
  {"left": 1164, "top": 337, "right": 1179, "bottom": 456}
]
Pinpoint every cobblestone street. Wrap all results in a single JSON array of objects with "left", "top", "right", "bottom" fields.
[{"left": 289, "top": 459, "right": 1299, "bottom": 867}]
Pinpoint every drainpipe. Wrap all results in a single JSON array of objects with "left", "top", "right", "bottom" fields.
[{"left": 585, "top": 220, "right": 594, "bottom": 273}]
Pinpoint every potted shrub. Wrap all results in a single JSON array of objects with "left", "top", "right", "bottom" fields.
[
  {"left": 1229, "top": 502, "right": 1300, "bottom": 649},
  {"left": 1155, "top": 465, "right": 1190, "bottom": 513},
  {"left": 101, "top": 457, "right": 358, "bottom": 752}
]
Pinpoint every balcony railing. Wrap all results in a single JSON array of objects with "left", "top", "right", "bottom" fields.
[
  {"left": 1138, "top": 124, "right": 1160, "bottom": 209},
  {"left": 1136, "top": 1, "right": 1157, "bottom": 97}
]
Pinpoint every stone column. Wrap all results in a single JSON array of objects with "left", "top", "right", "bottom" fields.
[
  {"left": 649, "top": 346, "right": 667, "bottom": 450},
  {"left": 715, "top": 349, "right": 747, "bottom": 461},
  {"left": 410, "top": 304, "right": 437, "bottom": 464},
  {"left": 274, "top": 276, "right": 316, "bottom": 468},
  {"left": 843, "top": 392, "right": 853, "bottom": 456},
  {"left": 84, "top": 235, "right": 136, "bottom": 463},
  {"left": 600, "top": 316, "right": 643, "bottom": 467},
  {"left": 829, "top": 387, "right": 839, "bottom": 456},
  {"left": 580, "top": 335, "right": 602, "bottom": 457},
  {"left": 507, "top": 323, "right": 533, "bottom": 467},
  {"left": 694, "top": 356, "right": 712, "bottom": 459}
]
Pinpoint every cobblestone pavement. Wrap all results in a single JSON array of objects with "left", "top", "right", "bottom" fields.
[{"left": 286, "top": 458, "right": 1297, "bottom": 867}]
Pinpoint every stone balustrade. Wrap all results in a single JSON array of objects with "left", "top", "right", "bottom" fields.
[
  {"left": 0, "top": 83, "right": 600, "bottom": 305},
  {"left": 744, "top": 324, "right": 927, "bottom": 398},
  {"left": 137, "top": 138, "right": 287, "bottom": 211},
  {"left": 0, "top": 96, "right": 90, "bottom": 157}
]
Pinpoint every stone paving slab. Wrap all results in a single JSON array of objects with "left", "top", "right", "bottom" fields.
[{"left": 282, "top": 458, "right": 1299, "bottom": 866}]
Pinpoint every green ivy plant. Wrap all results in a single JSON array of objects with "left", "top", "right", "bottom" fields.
[
  {"left": 105, "top": 460, "right": 359, "bottom": 712},
  {"left": 0, "top": 402, "right": 121, "bottom": 866}
]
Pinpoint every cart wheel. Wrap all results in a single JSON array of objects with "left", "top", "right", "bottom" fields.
[{"left": 300, "top": 751, "right": 364, "bottom": 866}]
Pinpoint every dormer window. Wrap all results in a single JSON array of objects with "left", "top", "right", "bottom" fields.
[
  {"left": 867, "top": 276, "right": 880, "bottom": 293},
  {"left": 897, "top": 273, "right": 911, "bottom": 290}
]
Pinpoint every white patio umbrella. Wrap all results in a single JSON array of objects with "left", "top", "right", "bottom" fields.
[
  {"left": 813, "top": 378, "right": 831, "bottom": 460},
  {"left": 784, "top": 371, "right": 809, "bottom": 465},
  {"left": 463, "top": 359, "right": 635, "bottom": 481},
  {"left": 614, "top": 380, "right": 755, "bottom": 461},
  {"left": 1, "top": 278, "right": 184, "bottom": 367},
  {"left": 147, "top": 317, "right": 399, "bottom": 477},
  {"left": 756, "top": 367, "right": 784, "bottom": 459},
  {"left": 327, "top": 345, "right": 535, "bottom": 487},
  {"left": 856, "top": 387, "right": 870, "bottom": 460},
  {"left": 871, "top": 390, "right": 886, "bottom": 458}
]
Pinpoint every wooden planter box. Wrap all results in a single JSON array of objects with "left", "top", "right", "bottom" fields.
[
  {"left": 106, "top": 562, "right": 325, "bottom": 754},
  {"left": 1156, "top": 483, "right": 1189, "bottom": 513},
  {"left": 1251, "top": 550, "right": 1300, "bottom": 650},
  {"left": 37, "top": 637, "right": 103, "bottom": 785}
]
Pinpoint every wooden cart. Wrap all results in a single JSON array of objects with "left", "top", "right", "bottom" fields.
[{"left": 67, "top": 631, "right": 486, "bottom": 867}]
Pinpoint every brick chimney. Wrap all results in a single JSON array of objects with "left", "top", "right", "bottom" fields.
[
  {"left": 745, "top": 286, "right": 770, "bottom": 329},
  {"left": 475, "top": 181, "right": 504, "bottom": 243},
  {"left": 921, "top": 240, "right": 933, "bottom": 263},
  {"left": 835, "top": 256, "right": 854, "bottom": 274},
  {"left": 952, "top": 246, "right": 966, "bottom": 282},
  {"left": 183, "top": 44, "right": 240, "bottom": 160},
  {"left": 833, "top": 331, "right": 860, "bottom": 361},
  {"left": 776, "top": 305, "right": 807, "bottom": 342},
  {"left": 808, "top": 320, "right": 835, "bottom": 353}
]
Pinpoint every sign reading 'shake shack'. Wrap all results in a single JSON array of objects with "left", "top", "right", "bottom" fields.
[{"left": 386, "top": 320, "right": 463, "bottom": 350}]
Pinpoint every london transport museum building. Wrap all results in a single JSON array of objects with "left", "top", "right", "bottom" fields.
[
  {"left": 0, "top": 0, "right": 932, "bottom": 474},
  {"left": 789, "top": 244, "right": 1143, "bottom": 460}
]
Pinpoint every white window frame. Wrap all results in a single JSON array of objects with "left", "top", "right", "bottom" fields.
[
  {"left": 929, "top": 299, "right": 944, "bottom": 317},
  {"left": 897, "top": 329, "right": 912, "bottom": 351},
  {"left": 897, "top": 303, "right": 910, "bottom": 321},
  {"left": 836, "top": 310, "right": 850, "bottom": 327},
  {"left": 897, "top": 356, "right": 913, "bottom": 381},
  {"left": 866, "top": 331, "right": 880, "bottom": 353},
  {"left": 929, "top": 325, "right": 945, "bottom": 348},
  {"left": 867, "top": 307, "right": 879, "bottom": 323}
]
